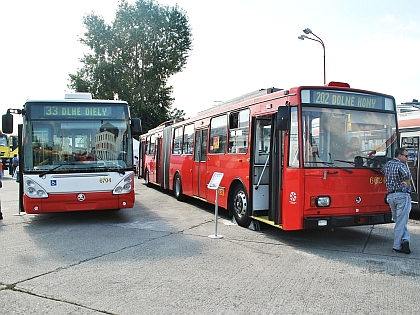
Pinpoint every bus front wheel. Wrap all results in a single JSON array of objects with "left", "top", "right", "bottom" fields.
[
  {"left": 231, "top": 184, "right": 251, "bottom": 227},
  {"left": 174, "top": 174, "right": 185, "bottom": 201}
]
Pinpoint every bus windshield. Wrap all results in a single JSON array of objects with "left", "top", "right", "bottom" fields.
[
  {"left": 24, "top": 119, "right": 133, "bottom": 172},
  {"left": 302, "top": 107, "right": 397, "bottom": 168}
]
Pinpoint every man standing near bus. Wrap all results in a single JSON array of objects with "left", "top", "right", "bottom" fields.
[
  {"left": 0, "top": 177, "right": 3, "bottom": 220},
  {"left": 11, "top": 154, "right": 18, "bottom": 177},
  {"left": 381, "top": 148, "right": 412, "bottom": 254}
]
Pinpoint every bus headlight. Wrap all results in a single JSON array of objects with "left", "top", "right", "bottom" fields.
[
  {"left": 24, "top": 179, "right": 48, "bottom": 198},
  {"left": 113, "top": 174, "right": 134, "bottom": 195},
  {"left": 311, "top": 196, "right": 331, "bottom": 207}
]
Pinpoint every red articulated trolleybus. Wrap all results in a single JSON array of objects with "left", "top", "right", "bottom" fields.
[
  {"left": 2, "top": 93, "right": 142, "bottom": 214},
  {"left": 139, "top": 82, "right": 398, "bottom": 230}
]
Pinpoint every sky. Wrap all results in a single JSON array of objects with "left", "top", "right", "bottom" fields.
[{"left": 1, "top": 0, "right": 419, "bottom": 131}]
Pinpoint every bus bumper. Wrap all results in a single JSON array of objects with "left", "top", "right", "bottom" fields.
[
  {"left": 304, "top": 212, "right": 393, "bottom": 229},
  {"left": 23, "top": 191, "right": 135, "bottom": 214}
]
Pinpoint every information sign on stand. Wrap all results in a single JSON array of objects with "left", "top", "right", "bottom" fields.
[
  {"left": 208, "top": 172, "right": 224, "bottom": 190},
  {"left": 207, "top": 172, "right": 224, "bottom": 239}
]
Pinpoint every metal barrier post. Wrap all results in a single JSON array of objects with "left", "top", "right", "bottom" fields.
[{"left": 208, "top": 187, "right": 223, "bottom": 239}]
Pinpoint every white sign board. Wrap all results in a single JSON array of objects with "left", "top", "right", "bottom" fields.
[{"left": 208, "top": 172, "right": 224, "bottom": 190}]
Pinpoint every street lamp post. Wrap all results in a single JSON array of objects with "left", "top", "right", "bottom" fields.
[{"left": 298, "top": 28, "right": 326, "bottom": 85}]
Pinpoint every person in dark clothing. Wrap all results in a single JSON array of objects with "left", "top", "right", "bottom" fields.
[
  {"left": 12, "top": 154, "right": 19, "bottom": 176},
  {"left": 381, "top": 148, "right": 412, "bottom": 254},
  {"left": 0, "top": 178, "right": 3, "bottom": 220}
]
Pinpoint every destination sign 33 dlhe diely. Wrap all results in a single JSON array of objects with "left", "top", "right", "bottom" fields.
[{"left": 44, "top": 106, "right": 112, "bottom": 117}]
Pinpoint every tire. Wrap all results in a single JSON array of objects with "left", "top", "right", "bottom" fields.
[
  {"left": 230, "top": 184, "right": 251, "bottom": 227},
  {"left": 174, "top": 173, "right": 185, "bottom": 201}
]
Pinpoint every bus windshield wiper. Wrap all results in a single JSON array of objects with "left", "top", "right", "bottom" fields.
[
  {"left": 334, "top": 159, "right": 382, "bottom": 174},
  {"left": 309, "top": 161, "right": 335, "bottom": 166},
  {"left": 38, "top": 162, "right": 77, "bottom": 177},
  {"left": 329, "top": 160, "right": 353, "bottom": 173},
  {"left": 86, "top": 164, "right": 126, "bottom": 175}
]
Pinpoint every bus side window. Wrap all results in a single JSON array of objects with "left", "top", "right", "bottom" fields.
[
  {"left": 149, "top": 135, "right": 155, "bottom": 155},
  {"left": 288, "top": 108, "right": 299, "bottom": 167},
  {"left": 254, "top": 118, "right": 271, "bottom": 164},
  {"left": 229, "top": 109, "right": 249, "bottom": 154},
  {"left": 172, "top": 127, "right": 182, "bottom": 155},
  {"left": 183, "top": 124, "right": 194, "bottom": 154},
  {"left": 209, "top": 115, "right": 227, "bottom": 154},
  {"left": 145, "top": 137, "right": 149, "bottom": 154}
]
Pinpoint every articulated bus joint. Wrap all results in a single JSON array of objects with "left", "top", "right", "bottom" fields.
[{"left": 304, "top": 213, "right": 393, "bottom": 229}]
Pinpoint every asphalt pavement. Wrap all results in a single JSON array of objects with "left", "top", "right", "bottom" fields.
[{"left": 1, "top": 175, "right": 420, "bottom": 314}]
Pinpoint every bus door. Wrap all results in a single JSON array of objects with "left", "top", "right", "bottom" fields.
[
  {"left": 154, "top": 138, "right": 161, "bottom": 185},
  {"left": 193, "top": 129, "right": 208, "bottom": 199},
  {"left": 138, "top": 140, "right": 145, "bottom": 178},
  {"left": 252, "top": 115, "right": 282, "bottom": 225},
  {"left": 402, "top": 136, "right": 419, "bottom": 207}
]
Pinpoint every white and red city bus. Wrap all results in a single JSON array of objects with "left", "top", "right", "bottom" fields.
[
  {"left": 2, "top": 93, "right": 142, "bottom": 214},
  {"left": 140, "top": 82, "right": 398, "bottom": 230},
  {"left": 397, "top": 99, "right": 420, "bottom": 210}
]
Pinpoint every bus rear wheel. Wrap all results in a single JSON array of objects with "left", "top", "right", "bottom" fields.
[
  {"left": 231, "top": 184, "right": 251, "bottom": 227},
  {"left": 174, "top": 173, "right": 185, "bottom": 201}
]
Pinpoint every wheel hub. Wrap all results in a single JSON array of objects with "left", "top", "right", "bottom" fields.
[{"left": 234, "top": 191, "right": 247, "bottom": 218}]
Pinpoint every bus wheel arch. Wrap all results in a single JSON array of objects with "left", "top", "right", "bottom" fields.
[
  {"left": 173, "top": 172, "right": 185, "bottom": 201},
  {"left": 229, "top": 180, "right": 251, "bottom": 227}
]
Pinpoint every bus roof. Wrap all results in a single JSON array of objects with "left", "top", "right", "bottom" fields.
[
  {"left": 24, "top": 99, "right": 128, "bottom": 105},
  {"left": 197, "top": 87, "right": 283, "bottom": 116}
]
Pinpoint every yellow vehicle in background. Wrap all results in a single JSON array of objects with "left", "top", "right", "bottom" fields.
[{"left": 0, "top": 131, "right": 18, "bottom": 176}]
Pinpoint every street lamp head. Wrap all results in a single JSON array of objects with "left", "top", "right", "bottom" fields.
[{"left": 299, "top": 27, "right": 326, "bottom": 85}]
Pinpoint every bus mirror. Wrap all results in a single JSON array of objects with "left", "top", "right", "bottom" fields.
[
  {"left": 277, "top": 106, "right": 289, "bottom": 130},
  {"left": 131, "top": 118, "right": 142, "bottom": 136},
  {"left": 2, "top": 111, "right": 13, "bottom": 134}
]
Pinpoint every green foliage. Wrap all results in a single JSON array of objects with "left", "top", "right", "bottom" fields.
[{"left": 68, "top": 0, "right": 192, "bottom": 132}]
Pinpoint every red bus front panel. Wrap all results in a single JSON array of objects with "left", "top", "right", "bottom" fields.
[
  {"left": 23, "top": 191, "right": 134, "bottom": 214},
  {"left": 302, "top": 169, "right": 391, "bottom": 228},
  {"left": 22, "top": 172, "right": 135, "bottom": 214}
]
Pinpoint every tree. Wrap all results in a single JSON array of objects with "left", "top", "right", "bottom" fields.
[{"left": 68, "top": 0, "right": 192, "bottom": 133}]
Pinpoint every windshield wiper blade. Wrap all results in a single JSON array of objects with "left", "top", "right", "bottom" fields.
[
  {"left": 39, "top": 162, "right": 77, "bottom": 177},
  {"left": 334, "top": 159, "right": 355, "bottom": 165},
  {"left": 334, "top": 159, "right": 381, "bottom": 174},
  {"left": 330, "top": 160, "right": 353, "bottom": 173},
  {"left": 339, "top": 167, "right": 353, "bottom": 174},
  {"left": 116, "top": 168, "right": 126, "bottom": 175},
  {"left": 92, "top": 165, "right": 126, "bottom": 175},
  {"left": 308, "top": 161, "right": 335, "bottom": 166}
]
